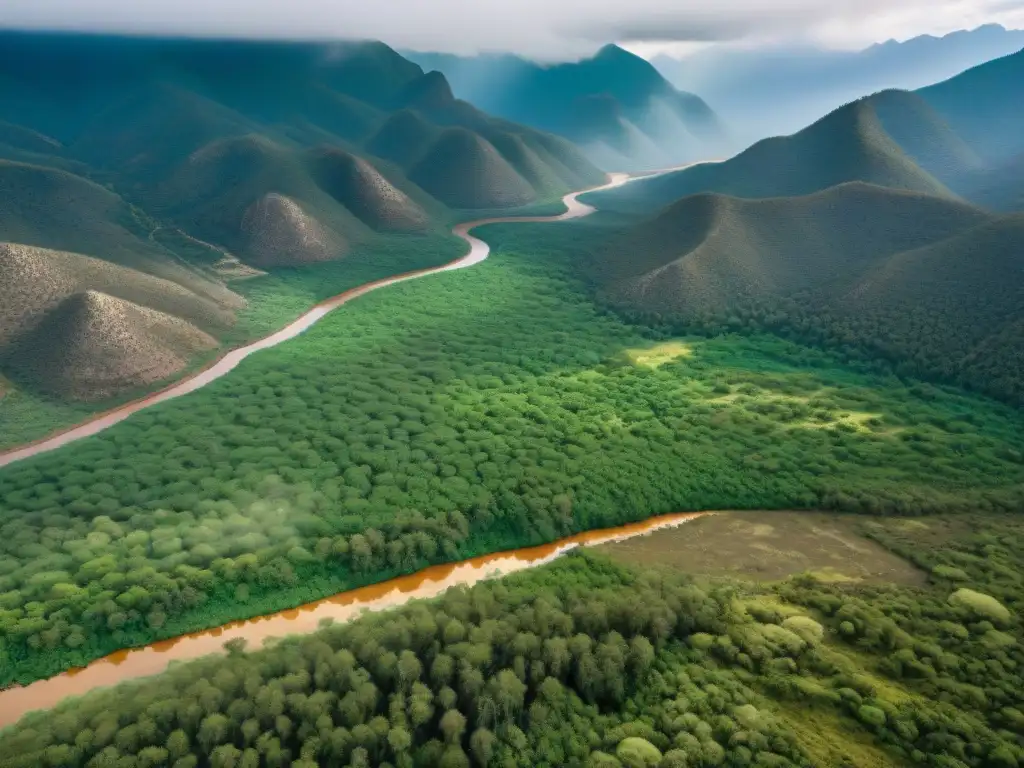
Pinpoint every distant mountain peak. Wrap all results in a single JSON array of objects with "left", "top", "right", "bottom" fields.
[
  {"left": 594, "top": 43, "right": 635, "bottom": 60},
  {"left": 401, "top": 70, "right": 456, "bottom": 111}
]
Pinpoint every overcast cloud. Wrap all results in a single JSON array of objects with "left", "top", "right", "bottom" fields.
[{"left": 0, "top": 0, "right": 1022, "bottom": 58}]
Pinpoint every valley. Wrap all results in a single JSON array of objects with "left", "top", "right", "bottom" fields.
[
  {"left": 0, "top": 22, "right": 1022, "bottom": 768},
  {"left": 0, "top": 171, "right": 639, "bottom": 468}
]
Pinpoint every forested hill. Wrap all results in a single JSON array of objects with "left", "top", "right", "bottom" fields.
[
  {"left": 579, "top": 49, "right": 1024, "bottom": 406},
  {"left": 587, "top": 183, "right": 1024, "bottom": 406},
  {"left": 0, "top": 31, "right": 604, "bottom": 404}
]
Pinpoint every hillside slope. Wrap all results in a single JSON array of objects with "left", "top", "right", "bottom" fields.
[
  {"left": 0, "top": 242, "right": 236, "bottom": 347},
  {"left": 10, "top": 290, "right": 219, "bottom": 400},
  {"left": 590, "top": 183, "right": 989, "bottom": 315},
  {"left": 409, "top": 128, "right": 536, "bottom": 208},
  {"left": 0, "top": 33, "right": 605, "bottom": 403},
  {"left": 588, "top": 96, "right": 955, "bottom": 212},
  {"left": 960, "top": 153, "right": 1024, "bottom": 212},
  {"left": 590, "top": 183, "right": 1024, "bottom": 404},
  {"left": 918, "top": 46, "right": 1024, "bottom": 162}
]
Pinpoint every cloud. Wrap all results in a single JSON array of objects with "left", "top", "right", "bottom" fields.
[{"left": 0, "top": 0, "right": 1019, "bottom": 58}]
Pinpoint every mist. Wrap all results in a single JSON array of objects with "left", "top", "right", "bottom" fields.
[{"left": 1, "top": 0, "right": 1022, "bottom": 59}]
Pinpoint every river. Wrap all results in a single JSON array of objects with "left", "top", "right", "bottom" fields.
[{"left": 0, "top": 510, "right": 709, "bottom": 728}]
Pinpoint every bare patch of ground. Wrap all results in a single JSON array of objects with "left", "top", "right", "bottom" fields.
[{"left": 598, "top": 511, "right": 926, "bottom": 586}]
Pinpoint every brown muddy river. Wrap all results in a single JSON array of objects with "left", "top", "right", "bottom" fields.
[{"left": 0, "top": 511, "right": 709, "bottom": 729}]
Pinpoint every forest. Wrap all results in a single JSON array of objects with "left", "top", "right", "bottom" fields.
[
  {"left": 2, "top": 511, "right": 1023, "bottom": 768},
  {"left": 2, "top": 219, "right": 1024, "bottom": 686}
]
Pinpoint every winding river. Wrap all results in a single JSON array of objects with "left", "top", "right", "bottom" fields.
[{"left": 0, "top": 171, "right": 636, "bottom": 469}]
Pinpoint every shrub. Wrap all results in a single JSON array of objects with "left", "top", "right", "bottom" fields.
[
  {"left": 616, "top": 737, "right": 663, "bottom": 768},
  {"left": 781, "top": 616, "right": 824, "bottom": 645},
  {"left": 948, "top": 588, "right": 1011, "bottom": 625}
]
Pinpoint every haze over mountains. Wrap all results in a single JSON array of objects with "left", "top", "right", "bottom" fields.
[
  {"left": 405, "top": 44, "right": 731, "bottom": 171},
  {"left": 586, "top": 46, "right": 1024, "bottom": 404},
  {"left": 653, "top": 24, "right": 1024, "bottom": 147},
  {"left": 592, "top": 47, "right": 1024, "bottom": 213},
  {"left": 0, "top": 31, "right": 605, "bottom": 401}
]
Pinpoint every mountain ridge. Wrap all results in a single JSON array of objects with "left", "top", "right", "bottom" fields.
[{"left": 403, "top": 44, "right": 729, "bottom": 171}]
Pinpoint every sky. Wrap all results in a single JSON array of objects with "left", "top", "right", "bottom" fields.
[{"left": 1, "top": 0, "right": 1023, "bottom": 59}]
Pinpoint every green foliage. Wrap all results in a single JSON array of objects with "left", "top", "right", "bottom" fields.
[
  {"left": 948, "top": 588, "right": 1012, "bottom": 625},
  {"left": 615, "top": 736, "right": 662, "bottom": 767},
  {"left": 0, "top": 554, "right": 815, "bottom": 768},
  {"left": 7, "top": 508, "right": 1024, "bottom": 768},
  {"left": 3, "top": 222, "right": 1024, "bottom": 686},
  {"left": 780, "top": 616, "right": 824, "bottom": 645}
]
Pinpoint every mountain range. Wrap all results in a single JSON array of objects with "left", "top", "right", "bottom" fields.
[
  {"left": 0, "top": 32, "right": 605, "bottom": 402},
  {"left": 404, "top": 44, "right": 731, "bottom": 171},
  {"left": 584, "top": 46, "right": 1024, "bottom": 405},
  {"left": 652, "top": 23, "right": 1024, "bottom": 147},
  {"left": 590, "top": 47, "right": 1024, "bottom": 214}
]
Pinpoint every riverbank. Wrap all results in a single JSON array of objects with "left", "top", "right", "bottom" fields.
[{"left": 0, "top": 510, "right": 709, "bottom": 729}]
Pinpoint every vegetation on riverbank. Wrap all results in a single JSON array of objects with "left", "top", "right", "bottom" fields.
[
  {"left": 1, "top": 219, "right": 1023, "bottom": 686},
  {"left": 3, "top": 512, "right": 1023, "bottom": 768}
]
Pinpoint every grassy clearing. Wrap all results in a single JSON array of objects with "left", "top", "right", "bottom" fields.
[
  {"left": 597, "top": 511, "right": 928, "bottom": 586},
  {"left": 773, "top": 702, "right": 906, "bottom": 767},
  {"left": 624, "top": 339, "right": 694, "bottom": 367}
]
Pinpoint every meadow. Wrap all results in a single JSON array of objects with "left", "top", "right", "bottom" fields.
[
  {"left": 596, "top": 511, "right": 928, "bottom": 586},
  {"left": 1, "top": 218, "right": 1023, "bottom": 686}
]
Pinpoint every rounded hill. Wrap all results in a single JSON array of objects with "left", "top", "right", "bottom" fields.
[
  {"left": 484, "top": 132, "right": 567, "bottom": 197},
  {"left": 365, "top": 109, "right": 439, "bottom": 168},
  {"left": 9, "top": 290, "right": 218, "bottom": 401},
  {"left": 592, "top": 96, "right": 957, "bottom": 212},
  {"left": 240, "top": 193, "right": 346, "bottom": 267},
  {"left": 592, "top": 182, "right": 991, "bottom": 316},
  {"left": 409, "top": 127, "right": 535, "bottom": 209},
  {"left": 307, "top": 147, "right": 429, "bottom": 232},
  {"left": 0, "top": 241, "right": 236, "bottom": 348}
]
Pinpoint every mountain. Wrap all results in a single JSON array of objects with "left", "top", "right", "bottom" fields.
[
  {"left": 409, "top": 127, "right": 536, "bottom": 208},
  {"left": 653, "top": 24, "right": 1024, "bottom": 147},
  {"left": 0, "top": 31, "right": 605, "bottom": 401},
  {"left": 587, "top": 93, "right": 957, "bottom": 213},
  {"left": 960, "top": 153, "right": 1024, "bottom": 212},
  {"left": 404, "top": 44, "right": 729, "bottom": 171},
  {"left": 307, "top": 147, "right": 431, "bottom": 232},
  {"left": 917, "top": 46, "right": 1024, "bottom": 163},
  {"left": 588, "top": 183, "right": 1024, "bottom": 403}
]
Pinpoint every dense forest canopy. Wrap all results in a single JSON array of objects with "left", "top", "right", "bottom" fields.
[
  {"left": 3, "top": 510, "right": 1024, "bottom": 768},
  {"left": 1, "top": 221, "right": 1023, "bottom": 688}
]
